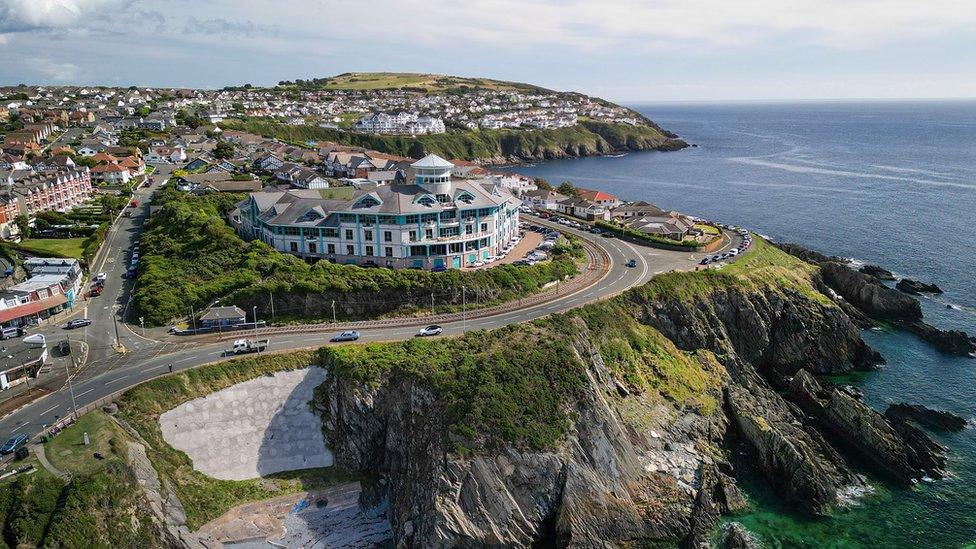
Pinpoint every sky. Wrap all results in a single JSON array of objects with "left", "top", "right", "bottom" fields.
[{"left": 1, "top": 0, "right": 976, "bottom": 102}]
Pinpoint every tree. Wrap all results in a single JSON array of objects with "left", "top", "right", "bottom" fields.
[
  {"left": 74, "top": 156, "right": 97, "bottom": 168},
  {"left": 535, "top": 177, "right": 552, "bottom": 191},
  {"left": 557, "top": 181, "right": 579, "bottom": 197},
  {"left": 213, "top": 140, "right": 235, "bottom": 160},
  {"left": 14, "top": 214, "right": 30, "bottom": 239}
]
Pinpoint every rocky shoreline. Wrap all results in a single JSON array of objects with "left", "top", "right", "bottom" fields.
[{"left": 311, "top": 240, "right": 966, "bottom": 547}]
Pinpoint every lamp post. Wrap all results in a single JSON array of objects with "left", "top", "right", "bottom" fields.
[
  {"left": 331, "top": 300, "right": 337, "bottom": 324},
  {"left": 252, "top": 306, "right": 258, "bottom": 339},
  {"left": 63, "top": 357, "right": 78, "bottom": 419},
  {"left": 112, "top": 305, "right": 121, "bottom": 349},
  {"left": 462, "top": 286, "right": 466, "bottom": 333}
]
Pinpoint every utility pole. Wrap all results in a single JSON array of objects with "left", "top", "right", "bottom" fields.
[
  {"left": 269, "top": 292, "right": 275, "bottom": 323},
  {"left": 331, "top": 300, "right": 337, "bottom": 324},
  {"left": 431, "top": 293, "right": 435, "bottom": 317},
  {"left": 63, "top": 357, "right": 78, "bottom": 419},
  {"left": 462, "top": 286, "right": 466, "bottom": 332},
  {"left": 112, "top": 306, "right": 121, "bottom": 349},
  {"left": 189, "top": 306, "right": 197, "bottom": 331},
  {"left": 139, "top": 316, "right": 145, "bottom": 337},
  {"left": 252, "top": 306, "right": 258, "bottom": 338}
]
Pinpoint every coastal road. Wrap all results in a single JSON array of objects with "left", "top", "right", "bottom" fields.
[{"left": 0, "top": 213, "right": 737, "bottom": 441}]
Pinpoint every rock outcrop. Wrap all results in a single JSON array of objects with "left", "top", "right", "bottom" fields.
[
  {"left": 885, "top": 403, "right": 968, "bottom": 432},
  {"left": 896, "top": 278, "right": 944, "bottom": 295},
  {"left": 722, "top": 522, "right": 761, "bottom": 549},
  {"left": 860, "top": 264, "right": 896, "bottom": 280},
  {"left": 788, "top": 370, "right": 947, "bottom": 485}
]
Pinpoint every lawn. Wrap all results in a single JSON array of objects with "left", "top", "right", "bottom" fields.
[
  {"left": 316, "top": 186, "right": 356, "bottom": 200},
  {"left": 45, "top": 410, "right": 124, "bottom": 477},
  {"left": 14, "top": 237, "right": 87, "bottom": 259}
]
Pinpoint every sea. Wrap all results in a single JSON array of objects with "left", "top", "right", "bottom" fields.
[{"left": 501, "top": 101, "right": 976, "bottom": 548}]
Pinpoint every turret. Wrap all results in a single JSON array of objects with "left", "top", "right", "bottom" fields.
[{"left": 411, "top": 153, "right": 454, "bottom": 196}]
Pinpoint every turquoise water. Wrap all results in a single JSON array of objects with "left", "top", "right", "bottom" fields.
[{"left": 503, "top": 102, "right": 976, "bottom": 547}]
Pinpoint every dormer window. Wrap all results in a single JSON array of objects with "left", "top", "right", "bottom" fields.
[
  {"left": 455, "top": 190, "right": 475, "bottom": 204},
  {"left": 297, "top": 209, "right": 323, "bottom": 223},
  {"left": 354, "top": 195, "right": 381, "bottom": 209},
  {"left": 417, "top": 195, "right": 436, "bottom": 207}
]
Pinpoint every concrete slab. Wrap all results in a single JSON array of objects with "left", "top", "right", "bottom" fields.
[{"left": 159, "top": 367, "right": 333, "bottom": 480}]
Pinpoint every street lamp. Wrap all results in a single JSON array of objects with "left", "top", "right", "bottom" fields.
[
  {"left": 252, "top": 306, "right": 258, "bottom": 339},
  {"left": 63, "top": 356, "right": 78, "bottom": 419},
  {"left": 462, "top": 286, "right": 466, "bottom": 333}
]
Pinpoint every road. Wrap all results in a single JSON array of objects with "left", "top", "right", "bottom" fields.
[{"left": 0, "top": 205, "right": 738, "bottom": 441}]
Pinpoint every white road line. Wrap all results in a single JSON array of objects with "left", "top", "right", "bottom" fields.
[
  {"left": 105, "top": 375, "right": 128, "bottom": 385},
  {"left": 173, "top": 357, "right": 194, "bottom": 364},
  {"left": 11, "top": 424, "right": 25, "bottom": 432},
  {"left": 76, "top": 388, "right": 95, "bottom": 398},
  {"left": 40, "top": 404, "right": 59, "bottom": 415}
]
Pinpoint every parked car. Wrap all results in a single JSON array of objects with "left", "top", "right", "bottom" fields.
[
  {"left": 2, "top": 268, "right": 13, "bottom": 277},
  {"left": 0, "top": 326, "right": 21, "bottom": 340},
  {"left": 64, "top": 318, "right": 92, "bottom": 329},
  {"left": 431, "top": 264, "right": 448, "bottom": 273},
  {"left": 95, "top": 272, "right": 107, "bottom": 282},
  {"left": 626, "top": 259, "right": 638, "bottom": 268},
  {"left": 471, "top": 260, "right": 485, "bottom": 267},
  {"left": 330, "top": 330, "right": 360, "bottom": 342},
  {"left": 416, "top": 325, "right": 443, "bottom": 337},
  {"left": 0, "top": 434, "right": 28, "bottom": 455},
  {"left": 602, "top": 232, "right": 615, "bottom": 238},
  {"left": 58, "top": 339, "right": 71, "bottom": 355},
  {"left": 700, "top": 258, "right": 711, "bottom": 265}
]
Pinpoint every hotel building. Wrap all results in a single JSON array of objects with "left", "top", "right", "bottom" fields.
[{"left": 232, "top": 154, "right": 521, "bottom": 269}]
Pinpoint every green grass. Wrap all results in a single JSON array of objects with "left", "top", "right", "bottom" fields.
[
  {"left": 316, "top": 186, "right": 355, "bottom": 200},
  {"left": 633, "top": 237, "right": 833, "bottom": 306},
  {"left": 12, "top": 237, "right": 87, "bottom": 259},
  {"left": 44, "top": 410, "right": 123, "bottom": 477},
  {"left": 280, "top": 72, "right": 550, "bottom": 93},
  {"left": 116, "top": 350, "right": 358, "bottom": 530}
]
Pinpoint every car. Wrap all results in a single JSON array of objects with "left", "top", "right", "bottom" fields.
[
  {"left": 431, "top": 265, "right": 448, "bottom": 273},
  {"left": 626, "top": 259, "right": 638, "bottom": 268},
  {"left": 58, "top": 339, "right": 70, "bottom": 355},
  {"left": 64, "top": 318, "right": 92, "bottom": 329},
  {"left": 95, "top": 272, "right": 107, "bottom": 282},
  {"left": 330, "top": 330, "right": 360, "bottom": 342},
  {"left": 2, "top": 268, "right": 12, "bottom": 277},
  {"left": 471, "top": 260, "right": 485, "bottom": 267},
  {"left": 125, "top": 268, "right": 136, "bottom": 279},
  {"left": 591, "top": 228, "right": 602, "bottom": 234},
  {"left": 0, "top": 434, "right": 28, "bottom": 455},
  {"left": 601, "top": 232, "right": 615, "bottom": 238},
  {"left": 360, "top": 261, "right": 379, "bottom": 268},
  {"left": 700, "top": 258, "right": 711, "bottom": 265},
  {"left": 417, "top": 325, "right": 443, "bottom": 337},
  {"left": 484, "top": 256, "right": 496, "bottom": 263},
  {"left": 728, "top": 249, "right": 739, "bottom": 256}
]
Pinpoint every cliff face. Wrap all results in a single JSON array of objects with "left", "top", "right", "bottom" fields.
[{"left": 313, "top": 243, "right": 949, "bottom": 547}]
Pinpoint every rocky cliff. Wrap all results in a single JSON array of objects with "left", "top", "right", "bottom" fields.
[{"left": 312, "top": 240, "right": 950, "bottom": 547}]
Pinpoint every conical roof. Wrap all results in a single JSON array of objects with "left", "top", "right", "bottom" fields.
[{"left": 411, "top": 153, "right": 453, "bottom": 169}]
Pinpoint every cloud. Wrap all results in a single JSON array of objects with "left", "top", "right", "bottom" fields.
[
  {"left": 181, "top": 16, "right": 277, "bottom": 38},
  {"left": 0, "top": 0, "right": 124, "bottom": 34},
  {"left": 26, "top": 56, "right": 82, "bottom": 81}
]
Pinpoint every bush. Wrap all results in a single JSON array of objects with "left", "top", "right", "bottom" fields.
[{"left": 594, "top": 220, "right": 700, "bottom": 250}]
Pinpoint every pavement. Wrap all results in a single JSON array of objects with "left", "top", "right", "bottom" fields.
[
  {"left": 159, "top": 367, "right": 332, "bottom": 480},
  {"left": 0, "top": 204, "right": 740, "bottom": 444}
]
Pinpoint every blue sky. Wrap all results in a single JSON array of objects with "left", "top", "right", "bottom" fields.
[{"left": 1, "top": 0, "right": 975, "bottom": 101}]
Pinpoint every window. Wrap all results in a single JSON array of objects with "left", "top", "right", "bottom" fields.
[
  {"left": 465, "top": 225, "right": 473, "bottom": 235},
  {"left": 346, "top": 245, "right": 355, "bottom": 255},
  {"left": 405, "top": 215, "right": 419, "bottom": 224},
  {"left": 409, "top": 230, "right": 417, "bottom": 242},
  {"left": 327, "top": 243, "right": 336, "bottom": 254},
  {"left": 384, "top": 246, "right": 393, "bottom": 257},
  {"left": 365, "top": 245, "right": 374, "bottom": 256},
  {"left": 425, "top": 229, "right": 433, "bottom": 239},
  {"left": 421, "top": 213, "right": 437, "bottom": 223},
  {"left": 440, "top": 227, "right": 458, "bottom": 237},
  {"left": 324, "top": 228, "right": 339, "bottom": 238},
  {"left": 364, "top": 230, "right": 373, "bottom": 241},
  {"left": 290, "top": 242, "right": 298, "bottom": 252},
  {"left": 345, "top": 229, "right": 353, "bottom": 240},
  {"left": 297, "top": 209, "right": 322, "bottom": 223},
  {"left": 339, "top": 214, "right": 357, "bottom": 223},
  {"left": 383, "top": 231, "right": 392, "bottom": 242},
  {"left": 417, "top": 195, "right": 436, "bottom": 207},
  {"left": 480, "top": 223, "right": 488, "bottom": 232},
  {"left": 308, "top": 243, "right": 316, "bottom": 254}
]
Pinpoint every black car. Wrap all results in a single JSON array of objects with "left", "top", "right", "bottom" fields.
[
  {"left": 64, "top": 318, "right": 92, "bottom": 329},
  {"left": 626, "top": 259, "right": 638, "bottom": 268},
  {"left": 58, "top": 339, "right": 70, "bottom": 355}
]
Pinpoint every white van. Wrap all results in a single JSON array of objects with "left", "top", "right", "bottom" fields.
[{"left": 0, "top": 327, "right": 21, "bottom": 340}]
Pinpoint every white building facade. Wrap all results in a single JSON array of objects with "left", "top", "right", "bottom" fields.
[{"left": 233, "top": 155, "right": 520, "bottom": 269}]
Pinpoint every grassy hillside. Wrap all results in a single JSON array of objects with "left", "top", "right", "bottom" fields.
[
  {"left": 133, "top": 187, "right": 582, "bottom": 326},
  {"left": 279, "top": 72, "right": 551, "bottom": 94},
  {"left": 219, "top": 118, "right": 685, "bottom": 162}
]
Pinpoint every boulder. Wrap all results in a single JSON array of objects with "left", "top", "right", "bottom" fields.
[
  {"left": 896, "top": 278, "right": 943, "bottom": 295},
  {"left": 859, "top": 264, "right": 895, "bottom": 281},
  {"left": 885, "top": 403, "right": 968, "bottom": 432},
  {"left": 722, "top": 522, "right": 760, "bottom": 549}
]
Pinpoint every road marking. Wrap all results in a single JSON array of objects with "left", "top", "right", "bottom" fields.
[
  {"left": 40, "top": 404, "right": 59, "bottom": 415},
  {"left": 173, "top": 357, "right": 194, "bottom": 364},
  {"left": 11, "top": 424, "right": 25, "bottom": 432},
  {"left": 105, "top": 375, "right": 128, "bottom": 385},
  {"left": 76, "top": 388, "right": 94, "bottom": 398}
]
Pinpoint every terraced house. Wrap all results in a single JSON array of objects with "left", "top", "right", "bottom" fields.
[
  {"left": 232, "top": 154, "right": 521, "bottom": 269},
  {"left": 0, "top": 167, "right": 93, "bottom": 217}
]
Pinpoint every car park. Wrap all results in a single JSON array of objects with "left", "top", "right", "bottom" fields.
[
  {"left": 417, "top": 325, "right": 443, "bottom": 337},
  {"left": 64, "top": 318, "right": 92, "bottom": 329},
  {"left": 330, "top": 330, "right": 360, "bottom": 342},
  {"left": 0, "top": 434, "right": 28, "bottom": 455}
]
